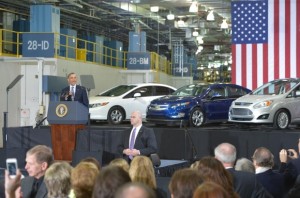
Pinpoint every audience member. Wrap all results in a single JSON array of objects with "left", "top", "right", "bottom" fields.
[
  {"left": 193, "top": 181, "right": 230, "bottom": 198},
  {"left": 191, "top": 156, "right": 239, "bottom": 198},
  {"left": 71, "top": 162, "right": 99, "bottom": 198},
  {"left": 287, "top": 183, "right": 300, "bottom": 198},
  {"left": 215, "top": 143, "right": 271, "bottom": 198},
  {"left": 252, "top": 147, "right": 286, "bottom": 198},
  {"left": 168, "top": 168, "right": 203, "bottom": 198},
  {"left": 129, "top": 156, "right": 165, "bottom": 198},
  {"left": 115, "top": 182, "right": 156, "bottom": 198},
  {"left": 44, "top": 161, "right": 72, "bottom": 198},
  {"left": 21, "top": 145, "right": 54, "bottom": 198},
  {"left": 80, "top": 157, "right": 101, "bottom": 170},
  {"left": 109, "top": 158, "right": 130, "bottom": 172},
  {"left": 235, "top": 157, "right": 255, "bottom": 173},
  {"left": 117, "top": 111, "right": 158, "bottom": 162},
  {"left": 92, "top": 165, "right": 131, "bottom": 198},
  {"left": 5, "top": 169, "right": 22, "bottom": 198}
]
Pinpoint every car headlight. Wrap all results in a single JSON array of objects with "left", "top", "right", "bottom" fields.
[
  {"left": 90, "top": 102, "right": 109, "bottom": 108},
  {"left": 253, "top": 100, "right": 273, "bottom": 109},
  {"left": 171, "top": 102, "right": 190, "bottom": 109}
]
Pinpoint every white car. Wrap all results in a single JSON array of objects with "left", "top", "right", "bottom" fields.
[{"left": 89, "top": 83, "right": 176, "bottom": 124}]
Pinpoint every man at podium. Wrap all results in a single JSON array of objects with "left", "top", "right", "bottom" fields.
[{"left": 60, "top": 72, "right": 89, "bottom": 107}]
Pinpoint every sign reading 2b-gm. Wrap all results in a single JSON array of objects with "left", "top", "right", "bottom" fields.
[{"left": 22, "top": 33, "right": 55, "bottom": 57}]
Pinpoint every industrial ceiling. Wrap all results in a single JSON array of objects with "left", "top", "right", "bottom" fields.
[{"left": 0, "top": 0, "right": 232, "bottom": 66}]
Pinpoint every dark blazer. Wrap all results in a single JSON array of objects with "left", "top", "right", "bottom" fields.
[
  {"left": 256, "top": 169, "right": 286, "bottom": 198},
  {"left": 227, "top": 168, "right": 273, "bottom": 198},
  {"left": 60, "top": 85, "right": 89, "bottom": 107},
  {"left": 21, "top": 176, "right": 47, "bottom": 198},
  {"left": 117, "top": 126, "right": 158, "bottom": 161}
]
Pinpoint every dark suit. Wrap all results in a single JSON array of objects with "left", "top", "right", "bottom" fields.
[
  {"left": 227, "top": 168, "right": 273, "bottom": 198},
  {"left": 60, "top": 85, "right": 89, "bottom": 107},
  {"left": 118, "top": 126, "right": 158, "bottom": 161},
  {"left": 256, "top": 169, "right": 286, "bottom": 198},
  {"left": 21, "top": 176, "right": 47, "bottom": 198}
]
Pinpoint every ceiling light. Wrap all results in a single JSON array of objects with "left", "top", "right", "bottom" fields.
[
  {"left": 192, "top": 30, "right": 199, "bottom": 37},
  {"left": 221, "top": 19, "right": 228, "bottom": 29},
  {"left": 177, "top": 19, "right": 185, "bottom": 26},
  {"left": 150, "top": 6, "right": 159, "bottom": 12},
  {"left": 167, "top": 13, "right": 175, "bottom": 20},
  {"left": 189, "top": 2, "right": 198, "bottom": 13},
  {"left": 207, "top": 10, "right": 214, "bottom": 21},
  {"left": 197, "top": 36, "right": 203, "bottom": 44}
]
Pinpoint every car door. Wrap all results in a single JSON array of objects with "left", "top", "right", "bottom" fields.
[
  {"left": 122, "top": 86, "right": 154, "bottom": 119},
  {"left": 204, "top": 86, "right": 229, "bottom": 120}
]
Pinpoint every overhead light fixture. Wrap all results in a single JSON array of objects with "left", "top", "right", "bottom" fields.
[
  {"left": 197, "top": 36, "right": 203, "bottom": 44},
  {"left": 150, "top": 6, "right": 159, "bottom": 12},
  {"left": 177, "top": 19, "right": 185, "bottom": 26},
  {"left": 167, "top": 12, "right": 175, "bottom": 20},
  {"left": 207, "top": 10, "right": 214, "bottom": 21},
  {"left": 192, "top": 30, "right": 199, "bottom": 37},
  {"left": 189, "top": 1, "right": 198, "bottom": 13},
  {"left": 221, "top": 19, "right": 228, "bottom": 29}
]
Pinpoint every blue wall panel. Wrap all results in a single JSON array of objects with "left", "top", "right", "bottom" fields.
[{"left": 60, "top": 28, "right": 77, "bottom": 58}]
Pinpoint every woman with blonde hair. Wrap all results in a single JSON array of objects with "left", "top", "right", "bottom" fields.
[
  {"left": 129, "top": 156, "right": 165, "bottom": 198},
  {"left": 71, "top": 162, "right": 99, "bottom": 198},
  {"left": 109, "top": 158, "right": 130, "bottom": 172}
]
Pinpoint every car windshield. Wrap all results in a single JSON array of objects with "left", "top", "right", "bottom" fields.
[
  {"left": 171, "top": 84, "right": 209, "bottom": 96},
  {"left": 252, "top": 79, "right": 299, "bottom": 95},
  {"left": 97, "top": 85, "right": 137, "bottom": 97}
]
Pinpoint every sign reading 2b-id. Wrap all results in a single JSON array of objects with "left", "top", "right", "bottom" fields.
[{"left": 22, "top": 33, "right": 55, "bottom": 57}]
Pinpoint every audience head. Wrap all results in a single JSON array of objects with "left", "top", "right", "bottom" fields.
[
  {"left": 168, "top": 168, "right": 203, "bottom": 198},
  {"left": 80, "top": 157, "right": 101, "bottom": 170},
  {"left": 131, "top": 111, "right": 142, "bottom": 127},
  {"left": 252, "top": 147, "right": 274, "bottom": 168},
  {"left": 109, "top": 158, "right": 130, "bottom": 172},
  {"left": 129, "top": 156, "right": 156, "bottom": 189},
  {"left": 235, "top": 157, "right": 255, "bottom": 173},
  {"left": 191, "top": 156, "right": 238, "bottom": 198},
  {"left": 44, "top": 161, "right": 72, "bottom": 198},
  {"left": 115, "top": 182, "right": 156, "bottom": 198},
  {"left": 25, "top": 145, "right": 54, "bottom": 179},
  {"left": 193, "top": 181, "right": 230, "bottom": 198},
  {"left": 92, "top": 165, "right": 131, "bottom": 198},
  {"left": 71, "top": 162, "right": 99, "bottom": 198},
  {"left": 214, "top": 143, "right": 236, "bottom": 167}
]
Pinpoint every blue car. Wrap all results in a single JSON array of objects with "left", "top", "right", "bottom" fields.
[{"left": 146, "top": 83, "right": 251, "bottom": 127}]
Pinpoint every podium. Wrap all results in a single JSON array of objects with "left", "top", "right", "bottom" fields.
[{"left": 47, "top": 101, "right": 88, "bottom": 161}]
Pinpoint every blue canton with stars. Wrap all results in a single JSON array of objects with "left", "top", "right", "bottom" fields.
[{"left": 231, "top": 0, "right": 268, "bottom": 44}]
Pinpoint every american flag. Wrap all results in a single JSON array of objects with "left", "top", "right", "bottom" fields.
[{"left": 231, "top": 0, "right": 300, "bottom": 90}]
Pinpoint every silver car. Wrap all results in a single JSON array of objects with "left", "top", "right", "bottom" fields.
[{"left": 228, "top": 78, "right": 300, "bottom": 129}]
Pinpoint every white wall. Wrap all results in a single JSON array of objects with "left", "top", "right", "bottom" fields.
[{"left": 0, "top": 57, "right": 192, "bottom": 147}]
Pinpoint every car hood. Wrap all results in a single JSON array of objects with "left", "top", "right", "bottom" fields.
[
  {"left": 235, "top": 94, "right": 283, "bottom": 103},
  {"left": 151, "top": 95, "right": 196, "bottom": 104},
  {"left": 89, "top": 96, "right": 116, "bottom": 104}
]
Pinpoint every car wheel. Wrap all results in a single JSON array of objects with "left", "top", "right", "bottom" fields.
[
  {"left": 273, "top": 109, "right": 290, "bottom": 129},
  {"left": 189, "top": 107, "right": 204, "bottom": 127},
  {"left": 108, "top": 107, "right": 125, "bottom": 125}
]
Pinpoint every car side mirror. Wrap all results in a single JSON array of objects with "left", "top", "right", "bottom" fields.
[{"left": 133, "top": 92, "right": 141, "bottom": 98}]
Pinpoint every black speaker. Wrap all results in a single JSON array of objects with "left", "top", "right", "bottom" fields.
[{"left": 71, "top": 150, "right": 103, "bottom": 167}]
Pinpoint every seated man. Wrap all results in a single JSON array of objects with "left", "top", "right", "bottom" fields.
[{"left": 21, "top": 145, "right": 54, "bottom": 198}]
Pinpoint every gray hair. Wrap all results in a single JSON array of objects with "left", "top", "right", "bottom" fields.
[{"left": 214, "top": 143, "right": 237, "bottom": 164}]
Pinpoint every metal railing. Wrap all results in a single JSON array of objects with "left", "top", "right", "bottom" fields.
[{"left": 0, "top": 29, "right": 174, "bottom": 75}]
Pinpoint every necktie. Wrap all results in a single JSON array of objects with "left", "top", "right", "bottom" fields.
[
  {"left": 71, "top": 86, "right": 75, "bottom": 101},
  {"left": 129, "top": 128, "right": 136, "bottom": 159},
  {"left": 31, "top": 179, "right": 39, "bottom": 197}
]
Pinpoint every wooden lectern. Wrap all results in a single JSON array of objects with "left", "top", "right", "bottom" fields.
[{"left": 47, "top": 101, "right": 88, "bottom": 161}]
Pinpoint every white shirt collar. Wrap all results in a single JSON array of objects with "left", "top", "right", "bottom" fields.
[{"left": 255, "top": 167, "right": 271, "bottom": 174}]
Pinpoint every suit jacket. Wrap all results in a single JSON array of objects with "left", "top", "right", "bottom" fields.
[
  {"left": 256, "top": 169, "right": 286, "bottom": 198},
  {"left": 227, "top": 168, "right": 273, "bottom": 198},
  {"left": 60, "top": 85, "right": 89, "bottom": 107},
  {"left": 117, "top": 126, "right": 158, "bottom": 161},
  {"left": 21, "top": 176, "right": 47, "bottom": 198}
]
